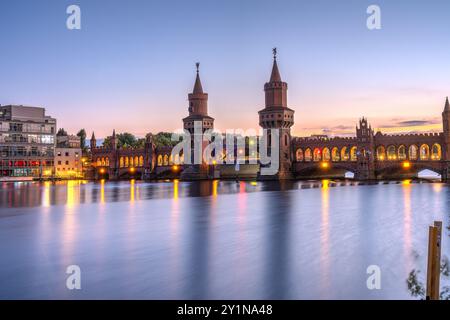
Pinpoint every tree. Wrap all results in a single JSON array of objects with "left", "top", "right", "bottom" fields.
[
  {"left": 153, "top": 132, "right": 178, "bottom": 148},
  {"left": 77, "top": 129, "right": 87, "bottom": 153},
  {"left": 103, "top": 132, "right": 138, "bottom": 148},
  {"left": 57, "top": 128, "right": 68, "bottom": 136}
]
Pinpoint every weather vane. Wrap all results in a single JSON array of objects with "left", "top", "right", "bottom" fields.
[
  {"left": 272, "top": 47, "right": 277, "bottom": 60},
  {"left": 196, "top": 62, "right": 200, "bottom": 72}
]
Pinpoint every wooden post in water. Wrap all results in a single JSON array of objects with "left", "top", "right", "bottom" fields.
[{"left": 426, "top": 221, "right": 442, "bottom": 300}]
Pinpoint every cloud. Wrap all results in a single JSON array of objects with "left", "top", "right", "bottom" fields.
[{"left": 396, "top": 120, "right": 438, "bottom": 127}]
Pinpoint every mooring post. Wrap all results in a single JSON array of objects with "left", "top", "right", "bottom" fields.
[{"left": 426, "top": 221, "right": 442, "bottom": 300}]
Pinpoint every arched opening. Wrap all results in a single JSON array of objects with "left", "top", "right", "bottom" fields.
[
  {"left": 134, "top": 156, "right": 139, "bottom": 167},
  {"left": 331, "top": 147, "right": 340, "bottom": 162},
  {"left": 163, "top": 154, "right": 169, "bottom": 166},
  {"left": 323, "top": 148, "right": 331, "bottom": 161},
  {"left": 345, "top": 171, "right": 355, "bottom": 179},
  {"left": 304, "top": 148, "right": 312, "bottom": 162},
  {"left": 284, "top": 134, "right": 288, "bottom": 146},
  {"left": 129, "top": 156, "right": 134, "bottom": 167},
  {"left": 341, "top": 147, "right": 350, "bottom": 161},
  {"left": 418, "top": 169, "right": 441, "bottom": 180},
  {"left": 96, "top": 158, "right": 101, "bottom": 166},
  {"left": 398, "top": 145, "right": 407, "bottom": 160},
  {"left": 296, "top": 148, "right": 304, "bottom": 162},
  {"left": 387, "top": 145, "right": 396, "bottom": 160},
  {"left": 431, "top": 143, "right": 442, "bottom": 160},
  {"left": 420, "top": 144, "right": 430, "bottom": 161},
  {"left": 139, "top": 156, "right": 144, "bottom": 167},
  {"left": 169, "top": 154, "right": 173, "bottom": 165},
  {"left": 120, "top": 157, "right": 124, "bottom": 168},
  {"left": 101, "top": 157, "right": 106, "bottom": 166},
  {"left": 376, "top": 146, "right": 386, "bottom": 161},
  {"left": 157, "top": 155, "right": 163, "bottom": 166},
  {"left": 408, "top": 145, "right": 418, "bottom": 160},
  {"left": 350, "top": 146, "right": 357, "bottom": 162},
  {"left": 105, "top": 157, "right": 110, "bottom": 166},
  {"left": 313, "top": 148, "right": 321, "bottom": 162}
]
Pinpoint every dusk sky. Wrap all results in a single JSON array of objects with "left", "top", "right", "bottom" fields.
[{"left": 1, "top": 0, "right": 450, "bottom": 138}]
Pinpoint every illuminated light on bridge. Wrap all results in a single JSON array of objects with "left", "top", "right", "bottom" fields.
[
  {"left": 402, "top": 161, "right": 411, "bottom": 169},
  {"left": 172, "top": 165, "right": 179, "bottom": 172},
  {"left": 129, "top": 167, "right": 136, "bottom": 174},
  {"left": 320, "top": 162, "right": 330, "bottom": 169},
  {"left": 99, "top": 168, "right": 106, "bottom": 174}
]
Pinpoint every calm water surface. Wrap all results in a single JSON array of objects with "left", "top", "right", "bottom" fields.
[{"left": 0, "top": 179, "right": 449, "bottom": 299}]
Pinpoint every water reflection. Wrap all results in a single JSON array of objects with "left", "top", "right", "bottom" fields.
[{"left": 0, "top": 180, "right": 449, "bottom": 299}]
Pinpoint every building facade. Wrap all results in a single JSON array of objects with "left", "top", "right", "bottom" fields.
[
  {"left": 55, "top": 135, "right": 82, "bottom": 179},
  {"left": 0, "top": 105, "right": 56, "bottom": 180}
]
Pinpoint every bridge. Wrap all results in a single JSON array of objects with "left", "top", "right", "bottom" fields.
[{"left": 292, "top": 118, "right": 447, "bottom": 180}]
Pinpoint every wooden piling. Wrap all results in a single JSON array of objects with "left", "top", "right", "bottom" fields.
[{"left": 426, "top": 221, "right": 442, "bottom": 300}]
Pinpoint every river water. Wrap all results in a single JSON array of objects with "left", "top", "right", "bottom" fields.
[{"left": 0, "top": 179, "right": 448, "bottom": 299}]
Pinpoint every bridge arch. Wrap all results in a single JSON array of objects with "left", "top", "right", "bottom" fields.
[
  {"left": 398, "top": 145, "right": 407, "bottom": 160},
  {"left": 304, "top": 148, "right": 312, "bottom": 162},
  {"left": 408, "top": 145, "right": 418, "bottom": 160},
  {"left": 420, "top": 144, "right": 430, "bottom": 161},
  {"left": 313, "top": 148, "right": 321, "bottom": 162},
  {"left": 350, "top": 146, "right": 357, "bottom": 161},
  {"left": 387, "top": 145, "right": 396, "bottom": 160},
  {"left": 431, "top": 143, "right": 442, "bottom": 160},
  {"left": 331, "top": 147, "right": 340, "bottom": 162},
  {"left": 323, "top": 147, "right": 331, "bottom": 161},
  {"left": 296, "top": 148, "right": 304, "bottom": 162},
  {"left": 341, "top": 147, "right": 350, "bottom": 161},
  {"left": 376, "top": 146, "right": 386, "bottom": 161}
]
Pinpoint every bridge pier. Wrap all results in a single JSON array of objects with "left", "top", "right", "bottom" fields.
[{"left": 442, "top": 163, "right": 450, "bottom": 183}]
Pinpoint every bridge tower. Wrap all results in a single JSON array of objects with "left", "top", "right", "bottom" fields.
[
  {"left": 355, "top": 118, "right": 375, "bottom": 180},
  {"left": 258, "top": 48, "right": 295, "bottom": 180},
  {"left": 442, "top": 97, "right": 450, "bottom": 181},
  {"left": 181, "top": 63, "right": 215, "bottom": 180}
]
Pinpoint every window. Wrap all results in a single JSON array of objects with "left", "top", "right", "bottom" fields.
[
  {"left": 65, "top": 161, "right": 69, "bottom": 165},
  {"left": 65, "top": 152, "right": 69, "bottom": 157},
  {"left": 58, "top": 161, "right": 61, "bottom": 165},
  {"left": 57, "top": 152, "right": 61, "bottom": 156}
]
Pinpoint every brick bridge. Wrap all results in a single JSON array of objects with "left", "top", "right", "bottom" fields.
[{"left": 292, "top": 118, "right": 447, "bottom": 180}]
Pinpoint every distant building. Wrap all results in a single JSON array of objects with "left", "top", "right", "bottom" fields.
[
  {"left": 0, "top": 105, "right": 56, "bottom": 180},
  {"left": 55, "top": 135, "right": 82, "bottom": 179}
]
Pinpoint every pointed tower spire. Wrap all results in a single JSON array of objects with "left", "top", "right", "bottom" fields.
[
  {"left": 193, "top": 62, "right": 203, "bottom": 94},
  {"left": 270, "top": 47, "right": 282, "bottom": 82},
  {"left": 90, "top": 132, "right": 96, "bottom": 149},
  {"left": 112, "top": 129, "right": 116, "bottom": 138},
  {"left": 445, "top": 96, "right": 449, "bottom": 112}
]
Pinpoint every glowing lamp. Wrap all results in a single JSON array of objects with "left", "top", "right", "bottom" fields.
[
  {"left": 129, "top": 167, "right": 136, "bottom": 173},
  {"left": 402, "top": 161, "right": 411, "bottom": 169},
  {"left": 320, "top": 162, "right": 330, "bottom": 169},
  {"left": 99, "top": 168, "right": 105, "bottom": 174},
  {"left": 172, "top": 165, "right": 179, "bottom": 172}
]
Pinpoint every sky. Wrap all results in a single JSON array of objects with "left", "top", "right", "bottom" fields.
[{"left": 1, "top": 0, "right": 450, "bottom": 138}]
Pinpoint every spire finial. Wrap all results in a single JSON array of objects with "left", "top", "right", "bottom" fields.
[
  {"left": 272, "top": 47, "right": 277, "bottom": 60},
  {"left": 445, "top": 96, "right": 450, "bottom": 111},
  {"left": 196, "top": 62, "right": 200, "bottom": 73}
]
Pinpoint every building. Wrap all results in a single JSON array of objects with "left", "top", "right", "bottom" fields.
[
  {"left": 0, "top": 105, "right": 56, "bottom": 180},
  {"left": 55, "top": 135, "right": 82, "bottom": 179}
]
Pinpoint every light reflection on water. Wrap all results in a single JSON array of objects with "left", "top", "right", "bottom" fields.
[{"left": 0, "top": 180, "right": 448, "bottom": 299}]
